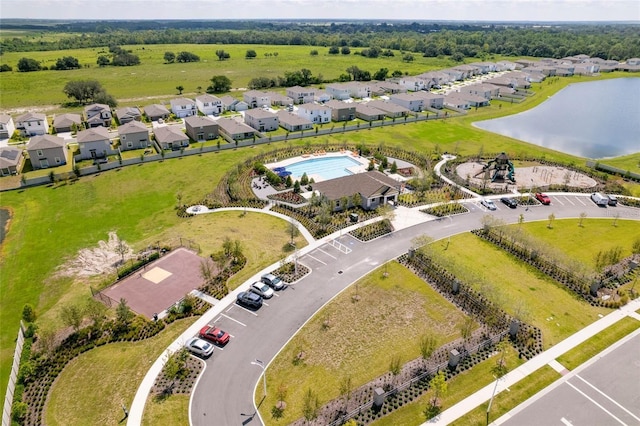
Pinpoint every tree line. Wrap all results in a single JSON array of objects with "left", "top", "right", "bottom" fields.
[{"left": 1, "top": 21, "right": 639, "bottom": 61}]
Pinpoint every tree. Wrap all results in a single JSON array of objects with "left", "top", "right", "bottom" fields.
[
  {"left": 373, "top": 67, "right": 389, "bottom": 81},
  {"left": 293, "top": 180, "right": 301, "bottom": 194},
  {"left": 338, "top": 376, "right": 352, "bottom": 413},
  {"left": 114, "top": 237, "right": 129, "bottom": 264},
  {"left": 288, "top": 219, "right": 299, "bottom": 245},
  {"left": 215, "top": 49, "right": 230, "bottom": 61},
  {"left": 403, "top": 53, "right": 415, "bottom": 62},
  {"left": 176, "top": 51, "right": 200, "bottom": 63},
  {"left": 300, "top": 172, "right": 309, "bottom": 186},
  {"left": 578, "top": 212, "right": 587, "bottom": 227},
  {"left": 112, "top": 51, "right": 140, "bottom": 66},
  {"left": 60, "top": 303, "right": 83, "bottom": 332},
  {"left": 164, "top": 51, "right": 176, "bottom": 63},
  {"left": 17, "top": 57, "right": 41, "bottom": 72},
  {"left": 0, "top": 64, "right": 12, "bottom": 72},
  {"left": 487, "top": 340, "right": 510, "bottom": 424},
  {"left": 63, "top": 79, "right": 104, "bottom": 104},
  {"left": 53, "top": 56, "right": 80, "bottom": 70},
  {"left": 22, "top": 304, "right": 36, "bottom": 322},
  {"left": 116, "top": 298, "right": 133, "bottom": 329},
  {"left": 85, "top": 298, "right": 106, "bottom": 328},
  {"left": 425, "top": 371, "right": 447, "bottom": 418},
  {"left": 207, "top": 75, "right": 232, "bottom": 94},
  {"left": 96, "top": 55, "right": 110, "bottom": 67},
  {"left": 245, "top": 49, "right": 257, "bottom": 59},
  {"left": 310, "top": 49, "right": 318, "bottom": 56},
  {"left": 176, "top": 85, "right": 184, "bottom": 95},
  {"left": 547, "top": 213, "right": 556, "bottom": 229},
  {"left": 341, "top": 46, "right": 351, "bottom": 55},
  {"left": 328, "top": 46, "right": 340, "bottom": 54},
  {"left": 94, "top": 90, "right": 118, "bottom": 107},
  {"left": 419, "top": 333, "right": 437, "bottom": 366},
  {"left": 459, "top": 317, "right": 474, "bottom": 345}
]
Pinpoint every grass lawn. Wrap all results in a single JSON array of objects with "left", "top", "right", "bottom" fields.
[
  {"left": 258, "top": 261, "right": 472, "bottom": 425},
  {"left": 450, "top": 365, "right": 560, "bottom": 426},
  {"left": 370, "top": 349, "right": 526, "bottom": 426},
  {"left": 521, "top": 218, "right": 640, "bottom": 269},
  {"left": 142, "top": 394, "right": 190, "bottom": 426},
  {"left": 426, "top": 231, "right": 611, "bottom": 348},
  {"left": 556, "top": 316, "right": 640, "bottom": 371},
  {"left": 45, "top": 317, "right": 197, "bottom": 426}
]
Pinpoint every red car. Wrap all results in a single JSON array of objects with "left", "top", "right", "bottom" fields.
[
  {"left": 535, "top": 192, "right": 551, "bottom": 205},
  {"left": 199, "top": 325, "right": 230, "bottom": 345}
]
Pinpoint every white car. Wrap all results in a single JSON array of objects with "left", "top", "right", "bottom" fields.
[
  {"left": 481, "top": 199, "right": 497, "bottom": 211},
  {"left": 250, "top": 281, "right": 274, "bottom": 299},
  {"left": 185, "top": 337, "right": 214, "bottom": 358}
]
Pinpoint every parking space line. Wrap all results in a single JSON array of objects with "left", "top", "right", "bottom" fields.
[
  {"left": 272, "top": 293, "right": 280, "bottom": 297},
  {"left": 306, "top": 253, "right": 327, "bottom": 265},
  {"left": 560, "top": 417, "right": 572, "bottom": 426},
  {"left": 554, "top": 197, "right": 565, "bottom": 206},
  {"left": 262, "top": 301, "right": 269, "bottom": 307},
  {"left": 563, "top": 196, "right": 575, "bottom": 206},
  {"left": 576, "top": 197, "right": 588, "bottom": 206},
  {"left": 317, "top": 247, "right": 337, "bottom": 259},
  {"left": 576, "top": 375, "right": 640, "bottom": 422},
  {"left": 566, "top": 381, "right": 627, "bottom": 425},
  {"left": 220, "top": 313, "right": 247, "bottom": 326}
]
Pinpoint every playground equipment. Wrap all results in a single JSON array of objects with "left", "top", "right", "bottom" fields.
[{"left": 475, "top": 152, "right": 516, "bottom": 183}]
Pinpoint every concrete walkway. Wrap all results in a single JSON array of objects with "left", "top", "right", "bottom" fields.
[{"left": 424, "top": 297, "right": 640, "bottom": 425}]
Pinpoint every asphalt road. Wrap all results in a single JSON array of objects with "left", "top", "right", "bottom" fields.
[{"left": 190, "top": 195, "right": 640, "bottom": 426}]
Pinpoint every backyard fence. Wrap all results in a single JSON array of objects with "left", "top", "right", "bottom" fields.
[
  {"left": 3, "top": 321, "right": 26, "bottom": 426},
  {"left": 587, "top": 161, "right": 640, "bottom": 181}
]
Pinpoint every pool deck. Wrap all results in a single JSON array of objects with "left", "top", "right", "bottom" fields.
[{"left": 264, "top": 150, "right": 370, "bottom": 183}]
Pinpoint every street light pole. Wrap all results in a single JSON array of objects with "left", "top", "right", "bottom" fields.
[{"left": 251, "top": 359, "right": 267, "bottom": 397}]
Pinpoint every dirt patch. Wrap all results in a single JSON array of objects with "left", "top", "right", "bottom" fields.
[
  {"left": 456, "top": 162, "right": 597, "bottom": 192},
  {"left": 56, "top": 231, "right": 134, "bottom": 278}
]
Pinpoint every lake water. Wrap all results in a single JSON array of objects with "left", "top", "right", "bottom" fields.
[{"left": 473, "top": 78, "right": 640, "bottom": 159}]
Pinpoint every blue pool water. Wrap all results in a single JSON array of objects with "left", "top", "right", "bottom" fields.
[{"left": 281, "top": 156, "right": 362, "bottom": 180}]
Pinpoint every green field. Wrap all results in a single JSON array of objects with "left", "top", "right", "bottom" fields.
[
  {"left": 0, "top": 43, "right": 460, "bottom": 110},
  {"left": 258, "top": 261, "right": 471, "bottom": 425}
]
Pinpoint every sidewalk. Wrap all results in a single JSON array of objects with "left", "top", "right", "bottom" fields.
[{"left": 424, "top": 297, "right": 640, "bottom": 425}]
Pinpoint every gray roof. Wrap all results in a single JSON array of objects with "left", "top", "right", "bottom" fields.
[
  {"left": 115, "top": 107, "right": 141, "bottom": 121},
  {"left": 83, "top": 103, "right": 110, "bottom": 115},
  {"left": 220, "top": 96, "right": 239, "bottom": 107},
  {"left": 325, "top": 100, "right": 355, "bottom": 110},
  {"left": 53, "top": 113, "right": 82, "bottom": 128},
  {"left": 216, "top": 117, "right": 255, "bottom": 135},
  {"left": 0, "top": 147, "right": 22, "bottom": 168},
  {"left": 27, "top": 134, "right": 66, "bottom": 150},
  {"left": 76, "top": 127, "right": 110, "bottom": 143},
  {"left": 355, "top": 103, "right": 385, "bottom": 117},
  {"left": 244, "top": 109, "right": 277, "bottom": 119},
  {"left": 16, "top": 112, "right": 46, "bottom": 123},
  {"left": 367, "top": 100, "right": 409, "bottom": 114},
  {"left": 276, "top": 110, "right": 312, "bottom": 126},
  {"left": 184, "top": 116, "right": 217, "bottom": 127},
  {"left": 153, "top": 125, "right": 188, "bottom": 143},
  {"left": 0, "top": 113, "right": 13, "bottom": 125},
  {"left": 144, "top": 104, "right": 170, "bottom": 117},
  {"left": 313, "top": 170, "right": 400, "bottom": 200},
  {"left": 297, "top": 103, "right": 331, "bottom": 113},
  {"left": 118, "top": 120, "right": 148, "bottom": 135},
  {"left": 170, "top": 97, "right": 195, "bottom": 107},
  {"left": 196, "top": 94, "right": 222, "bottom": 103}
]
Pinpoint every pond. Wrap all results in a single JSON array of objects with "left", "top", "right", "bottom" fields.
[{"left": 473, "top": 78, "right": 640, "bottom": 159}]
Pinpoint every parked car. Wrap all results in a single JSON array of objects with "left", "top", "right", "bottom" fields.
[
  {"left": 607, "top": 194, "right": 618, "bottom": 206},
  {"left": 535, "top": 192, "right": 551, "bottom": 205},
  {"left": 261, "top": 273, "right": 285, "bottom": 290},
  {"left": 198, "top": 325, "right": 230, "bottom": 345},
  {"left": 500, "top": 197, "right": 517, "bottom": 209},
  {"left": 590, "top": 192, "right": 609, "bottom": 206},
  {"left": 480, "top": 198, "right": 497, "bottom": 210},
  {"left": 237, "top": 291, "right": 263, "bottom": 309},
  {"left": 250, "top": 281, "right": 274, "bottom": 299},
  {"left": 185, "top": 337, "right": 214, "bottom": 358}
]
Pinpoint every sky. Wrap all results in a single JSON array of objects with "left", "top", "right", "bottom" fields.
[{"left": 1, "top": 0, "right": 639, "bottom": 22}]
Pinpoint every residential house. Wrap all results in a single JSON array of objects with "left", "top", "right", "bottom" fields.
[
  {"left": 52, "top": 113, "right": 82, "bottom": 133},
  {"left": 367, "top": 100, "right": 410, "bottom": 118},
  {"left": 84, "top": 103, "right": 112, "bottom": 128},
  {"left": 196, "top": 94, "right": 223, "bottom": 116},
  {"left": 170, "top": 98, "right": 197, "bottom": 118},
  {"left": 313, "top": 91, "right": 332, "bottom": 103},
  {"left": 389, "top": 93, "right": 424, "bottom": 112},
  {"left": 76, "top": 127, "right": 114, "bottom": 160},
  {"left": 626, "top": 58, "right": 640, "bottom": 66},
  {"left": 469, "top": 62, "right": 497, "bottom": 74},
  {"left": 0, "top": 147, "right": 24, "bottom": 176},
  {"left": 397, "top": 76, "right": 427, "bottom": 92},
  {"left": 344, "top": 82, "right": 371, "bottom": 99},
  {"left": 265, "top": 92, "right": 293, "bottom": 107},
  {"left": 118, "top": 121, "right": 150, "bottom": 150},
  {"left": 514, "top": 59, "right": 537, "bottom": 68},
  {"left": 286, "top": 86, "right": 317, "bottom": 104},
  {"left": 184, "top": 116, "right": 219, "bottom": 142},
  {"left": 154, "top": 125, "right": 189, "bottom": 150},
  {"left": 355, "top": 103, "right": 386, "bottom": 122},
  {"left": 312, "top": 171, "right": 400, "bottom": 211},
  {"left": 369, "top": 80, "right": 404, "bottom": 96},
  {"left": 143, "top": 104, "right": 171, "bottom": 122},
  {"left": 443, "top": 94, "right": 471, "bottom": 110},
  {"left": 15, "top": 112, "right": 49, "bottom": 136},
  {"left": 243, "top": 90, "right": 271, "bottom": 108},
  {"left": 26, "top": 134, "right": 67, "bottom": 169},
  {"left": 0, "top": 114, "right": 16, "bottom": 139},
  {"left": 574, "top": 63, "right": 600, "bottom": 75},
  {"left": 276, "top": 110, "right": 313, "bottom": 132},
  {"left": 441, "top": 68, "right": 465, "bottom": 82},
  {"left": 495, "top": 61, "right": 517, "bottom": 71},
  {"left": 455, "top": 93, "right": 489, "bottom": 107},
  {"left": 115, "top": 107, "right": 142, "bottom": 124},
  {"left": 460, "top": 83, "right": 501, "bottom": 100},
  {"left": 220, "top": 95, "right": 239, "bottom": 112},
  {"left": 244, "top": 109, "right": 279, "bottom": 132},
  {"left": 417, "top": 71, "right": 451, "bottom": 87},
  {"left": 452, "top": 64, "right": 480, "bottom": 78},
  {"left": 412, "top": 92, "right": 445, "bottom": 109},
  {"left": 296, "top": 103, "right": 331, "bottom": 124},
  {"left": 216, "top": 117, "right": 256, "bottom": 140},
  {"left": 325, "top": 100, "right": 356, "bottom": 122},
  {"left": 325, "top": 84, "right": 351, "bottom": 100}
]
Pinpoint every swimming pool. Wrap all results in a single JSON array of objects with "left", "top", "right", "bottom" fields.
[{"left": 282, "top": 156, "right": 363, "bottom": 181}]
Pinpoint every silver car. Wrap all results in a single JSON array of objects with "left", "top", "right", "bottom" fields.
[
  {"left": 250, "top": 281, "right": 274, "bottom": 299},
  {"left": 481, "top": 199, "right": 497, "bottom": 211},
  {"left": 185, "top": 337, "right": 214, "bottom": 358},
  {"left": 261, "top": 273, "right": 285, "bottom": 290}
]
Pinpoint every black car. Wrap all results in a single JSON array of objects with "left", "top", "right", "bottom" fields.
[
  {"left": 237, "top": 291, "right": 263, "bottom": 309},
  {"left": 500, "top": 197, "right": 517, "bottom": 208}
]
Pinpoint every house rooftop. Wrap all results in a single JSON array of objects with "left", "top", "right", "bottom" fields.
[
  {"left": 313, "top": 170, "right": 400, "bottom": 200},
  {"left": 76, "top": 126, "right": 110, "bottom": 143},
  {"left": 153, "top": 125, "right": 187, "bottom": 143},
  {"left": 27, "top": 134, "right": 66, "bottom": 149},
  {"left": 184, "top": 116, "right": 217, "bottom": 127},
  {"left": 16, "top": 112, "right": 46, "bottom": 122},
  {"left": 118, "top": 120, "right": 148, "bottom": 134}
]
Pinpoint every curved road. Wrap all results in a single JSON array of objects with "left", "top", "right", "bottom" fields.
[{"left": 188, "top": 194, "right": 640, "bottom": 426}]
